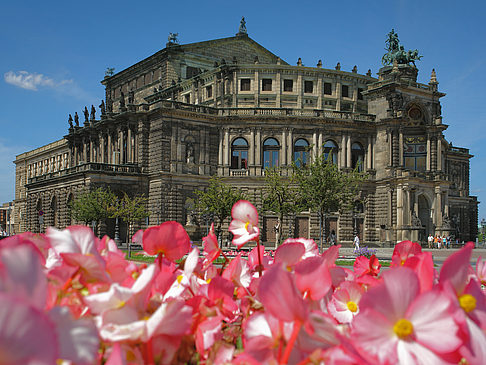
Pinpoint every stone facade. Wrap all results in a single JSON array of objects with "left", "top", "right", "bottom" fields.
[{"left": 13, "top": 30, "right": 478, "bottom": 245}]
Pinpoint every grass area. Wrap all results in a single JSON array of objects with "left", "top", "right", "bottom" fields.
[{"left": 123, "top": 251, "right": 391, "bottom": 267}]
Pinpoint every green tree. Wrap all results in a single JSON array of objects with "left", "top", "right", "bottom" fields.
[
  {"left": 112, "top": 192, "right": 150, "bottom": 244},
  {"left": 293, "top": 154, "right": 366, "bottom": 251},
  {"left": 70, "top": 187, "right": 117, "bottom": 232},
  {"left": 262, "top": 167, "right": 303, "bottom": 246},
  {"left": 195, "top": 176, "right": 246, "bottom": 245}
]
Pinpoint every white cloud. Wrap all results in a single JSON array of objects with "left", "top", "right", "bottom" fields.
[{"left": 4, "top": 70, "right": 73, "bottom": 91}]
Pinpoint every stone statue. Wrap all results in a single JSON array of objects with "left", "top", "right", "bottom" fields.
[
  {"left": 119, "top": 91, "right": 125, "bottom": 108},
  {"left": 128, "top": 89, "right": 134, "bottom": 104},
  {"left": 83, "top": 106, "right": 89, "bottom": 123},
  {"left": 382, "top": 29, "right": 422, "bottom": 66},
  {"left": 105, "top": 67, "right": 115, "bottom": 77},
  {"left": 106, "top": 97, "right": 113, "bottom": 113},
  {"left": 99, "top": 100, "right": 106, "bottom": 115},
  {"left": 411, "top": 212, "right": 422, "bottom": 227},
  {"left": 239, "top": 16, "right": 247, "bottom": 34},
  {"left": 186, "top": 144, "right": 195, "bottom": 164},
  {"left": 168, "top": 32, "right": 179, "bottom": 44},
  {"left": 68, "top": 114, "right": 73, "bottom": 128},
  {"left": 90, "top": 105, "right": 96, "bottom": 121},
  {"left": 335, "top": 62, "right": 341, "bottom": 71},
  {"left": 74, "top": 112, "right": 79, "bottom": 127}
]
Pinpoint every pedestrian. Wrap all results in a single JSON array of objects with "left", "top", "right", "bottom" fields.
[
  {"left": 434, "top": 235, "right": 438, "bottom": 249},
  {"left": 329, "top": 230, "right": 337, "bottom": 246},
  {"left": 428, "top": 234, "right": 433, "bottom": 249},
  {"left": 446, "top": 235, "right": 451, "bottom": 249},
  {"left": 442, "top": 235, "right": 447, "bottom": 250},
  {"left": 353, "top": 234, "right": 360, "bottom": 252}
]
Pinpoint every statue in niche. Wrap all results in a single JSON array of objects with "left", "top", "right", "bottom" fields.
[
  {"left": 128, "top": 89, "right": 134, "bottom": 104},
  {"left": 186, "top": 143, "right": 195, "bottom": 164},
  {"left": 184, "top": 198, "right": 196, "bottom": 226},
  {"left": 106, "top": 97, "right": 113, "bottom": 113},
  {"left": 442, "top": 214, "right": 452, "bottom": 229},
  {"left": 83, "top": 106, "right": 89, "bottom": 123},
  {"left": 119, "top": 91, "right": 125, "bottom": 108},
  {"left": 99, "top": 100, "right": 106, "bottom": 115},
  {"left": 74, "top": 112, "right": 79, "bottom": 127},
  {"left": 411, "top": 212, "right": 422, "bottom": 227},
  {"left": 90, "top": 105, "right": 96, "bottom": 121},
  {"left": 68, "top": 114, "right": 73, "bottom": 128}
]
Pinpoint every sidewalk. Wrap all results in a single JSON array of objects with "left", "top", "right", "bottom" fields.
[{"left": 338, "top": 246, "right": 486, "bottom": 265}]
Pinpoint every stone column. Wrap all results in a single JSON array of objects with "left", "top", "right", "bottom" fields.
[
  {"left": 107, "top": 133, "right": 112, "bottom": 164},
  {"left": 340, "top": 135, "right": 346, "bottom": 168},
  {"left": 387, "top": 187, "right": 393, "bottom": 228},
  {"left": 83, "top": 140, "right": 87, "bottom": 163},
  {"left": 254, "top": 70, "right": 259, "bottom": 108},
  {"left": 312, "top": 132, "right": 318, "bottom": 160},
  {"left": 213, "top": 75, "right": 218, "bottom": 106},
  {"left": 346, "top": 135, "right": 352, "bottom": 168},
  {"left": 437, "top": 138, "right": 442, "bottom": 171},
  {"left": 287, "top": 128, "right": 293, "bottom": 165},
  {"left": 127, "top": 128, "right": 132, "bottom": 163},
  {"left": 100, "top": 135, "right": 105, "bottom": 163},
  {"left": 199, "top": 129, "right": 205, "bottom": 165},
  {"left": 388, "top": 129, "right": 393, "bottom": 166},
  {"left": 281, "top": 129, "right": 287, "bottom": 166},
  {"left": 119, "top": 130, "right": 124, "bottom": 164},
  {"left": 435, "top": 186, "right": 442, "bottom": 228},
  {"left": 249, "top": 128, "right": 255, "bottom": 167},
  {"left": 276, "top": 70, "right": 281, "bottom": 107},
  {"left": 317, "top": 76, "right": 323, "bottom": 109},
  {"left": 444, "top": 192, "right": 449, "bottom": 217},
  {"left": 414, "top": 191, "right": 419, "bottom": 214},
  {"left": 367, "top": 136, "right": 372, "bottom": 170},
  {"left": 232, "top": 71, "right": 238, "bottom": 107},
  {"left": 397, "top": 186, "right": 403, "bottom": 230},
  {"left": 335, "top": 78, "right": 341, "bottom": 111},
  {"left": 426, "top": 134, "right": 431, "bottom": 171},
  {"left": 223, "top": 128, "right": 230, "bottom": 167},
  {"left": 255, "top": 128, "right": 262, "bottom": 175},
  {"left": 297, "top": 73, "right": 303, "bottom": 109},
  {"left": 399, "top": 129, "right": 404, "bottom": 166},
  {"left": 171, "top": 125, "right": 177, "bottom": 173},
  {"left": 318, "top": 132, "right": 323, "bottom": 157}
]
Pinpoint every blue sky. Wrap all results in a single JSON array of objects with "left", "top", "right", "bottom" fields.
[{"left": 1, "top": 0, "right": 485, "bottom": 220}]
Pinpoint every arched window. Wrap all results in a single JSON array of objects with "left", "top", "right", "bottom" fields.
[
  {"left": 351, "top": 142, "right": 364, "bottom": 172},
  {"left": 50, "top": 196, "right": 58, "bottom": 228},
  {"left": 231, "top": 137, "right": 249, "bottom": 169},
  {"left": 323, "top": 140, "right": 338, "bottom": 165},
  {"left": 293, "top": 138, "right": 309, "bottom": 167},
  {"left": 263, "top": 138, "right": 280, "bottom": 168}
]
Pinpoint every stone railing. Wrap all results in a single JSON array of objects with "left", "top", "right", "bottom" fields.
[
  {"left": 146, "top": 100, "right": 376, "bottom": 122},
  {"left": 28, "top": 163, "right": 142, "bottom": 184},
  {"left": 230, "top": 169, "right": 249, "bottom": 177}
]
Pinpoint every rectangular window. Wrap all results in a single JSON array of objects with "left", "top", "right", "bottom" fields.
[
  {"left": 186, "top": 66, "right": 200, "bottom": 79},
  {"left": 358, "top": 88, "right": 364, "bottom": 100},
  {"left": 184, "top": 94, "right": 190, "bottom": 103},
  {"left": 324, "top": 82, "right": 332, "bottom": 95},
  {"left": 304, "top": 81, "right": 313, "bottom": 93},
  {"left": 262, "top": 79, "right": 272, "bottom": 91},
  {"left": 284, "top": 79, "right": 293, "bottom": 92},
  {"left": 240, "top": 79, "right": 251, "bottom": 91},
  {"left": 206, "top": 85, "right": 212, "bottom": 98},
  {"left": 341, "top": 85, "right": 349, "bottom": 98}
]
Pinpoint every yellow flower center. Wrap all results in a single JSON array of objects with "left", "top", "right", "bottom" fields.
[
  {"left": 245, "top": 221, "right": 250, "bottom": 231},
  {"left": 177, "top": 274, "right": 184, "bottom": 284},
  {"left": 347, "top": 301, "right": 358, "bottom": 313},
  {"left": 116, "top": 300, "right": 126, "bottom": 309},
  {"left": 206, "top": 278, "right": 212, "bottom": 284},
  {"left": 459, "top": 294, "right": 477, "bottom": 313},
  {"left": 393, "top": 318, "right": 414, "bottom": 339}
]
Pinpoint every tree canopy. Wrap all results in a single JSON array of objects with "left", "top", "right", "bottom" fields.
[
  {"left": 195, "top": 176, "right": 246, "bottom": 243},
  {"left": 70, "top": 187, "right": 117, "bottom": 226},
  {"left": 293, "top": 154, "right": 366, "bottom": 250}
]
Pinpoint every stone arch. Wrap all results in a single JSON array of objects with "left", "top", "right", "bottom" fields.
[
  {"left": 50, "top": 195, "right": 58, "bottom": 228},
  {"left": 417, "top": 192, "right": 434, "bottom": 238},
  {"left": 184, "top": 135, "right": 197, "bottom": 164}
]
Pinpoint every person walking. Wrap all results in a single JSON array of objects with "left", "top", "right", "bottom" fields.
[
  {"left": 353, "top": 234, "right": 360, "bottom": 252},
  {"left": 428, "top": 234, "right": 433, "bottom": 249}
]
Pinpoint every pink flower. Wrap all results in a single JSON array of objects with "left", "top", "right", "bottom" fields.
[
  {"left": 257, "top": 264, "right": 307, "bottom": 322},
  {"left": 0, "top": 293, "right": 58, "bottom": 365},
  {"left": 142, "top": 221, "right": 191, "bottom": 261},
  {"left": 294, "top": 256, "right": 332, "bottom": 301},
  {"left": 328, "top": 281, "right": 364, "bottom": 324},
  {"left": 354, "top": 254, "right": 381, "bottom": 277},
  {"left": 391, "top": 240, "right": 422, "bottom": 267},
  {"left": 353, "top": 267, "right": 461, "bottom": 364},
  {"left": 228, "top": 200, "right": 260, "bottom": 248},
  {"left": 202, "top": 223, "right": 221, "bottom": 268}
]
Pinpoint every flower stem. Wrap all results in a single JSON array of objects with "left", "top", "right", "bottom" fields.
[
  {"left": 280, "top": 321, "right": 302, "bottom": 364},
  {"left": 256, "top": 237, "right": 263, "bottom": 277}
]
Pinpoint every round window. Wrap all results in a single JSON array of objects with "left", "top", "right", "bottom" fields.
[{"left": 408, "top": 107, "right": 422, "bottom": 120}]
